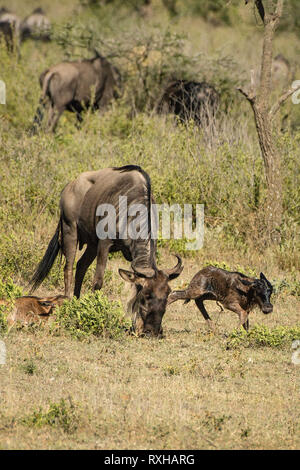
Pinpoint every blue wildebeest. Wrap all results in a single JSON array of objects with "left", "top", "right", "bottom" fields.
[
  {"left": 168, "top": 266, "right": 273, "bottom": 331},
  {"left": 157, "top": 80, "right": 219, "bottom": 126},
  {"left": 31, "top": 51, "right": 121, "bottom": 133},
  {"left": 30, "top": 165, "right": 183, "bottom": 337}
]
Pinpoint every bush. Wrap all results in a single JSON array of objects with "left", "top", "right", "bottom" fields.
[
  {"left": 54, "top": 291, "right": 130, "bottom": 340},
  {"left": 21, "top": 398, "right": 80, "bottom": 434},
  {"left": 226, "top": 324, "right": 300, "bottom": 350}
]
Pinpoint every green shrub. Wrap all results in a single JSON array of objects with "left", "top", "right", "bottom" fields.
[
  {"left": 21, "top": 398, "right": 80, "bottom": 434},
  {"left": 54, "top": 291, "right": 129, "bottom": 340},
  {"left": 227, "top": 324, "right": 300, "bottom": 350},
  {"left": 0, "top": 277, "right": 23, "bottom": 300}
]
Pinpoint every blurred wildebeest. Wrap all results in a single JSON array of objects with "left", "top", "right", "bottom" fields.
[
  {"left": 0, "top": 294, "right": 67, "bottom": 326},
  {"left": 157, "top": 80, "right": 220, "bottom": 126},
  {"left": 0, "top": 20, "right": 13, "bottom": 51},
  {"left": 31, "top": 52, "right": 121, "bottom": 133},
  {"left": 20, "top": 8, "right": 51, "bottom": 42},
  {"left": 0, "top": 7, "right": 21, "bottom": 31},
  {"left": 168, "top": 266, "right": 273, "bottom": 331},
  {"left": 30, "top": 165, "right": 183, "bottom": 337}
]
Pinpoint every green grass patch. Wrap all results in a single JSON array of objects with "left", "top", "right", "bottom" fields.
[
  {"left": 227, "top": 324, "right": 300, "bottom": 350},
  {"left": 54, "top": 291, "right": 130, "bottom": 340}
]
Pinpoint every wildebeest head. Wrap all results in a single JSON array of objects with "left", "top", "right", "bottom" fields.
[
  {"left": 253, "top": 273, "right": 273, "bottom": 314},
  {"left": 119, "top": 255, "right": 183, "bottom": 337},
  {"left": 241, "top": 272, "right": 273, "bottom": 314}
]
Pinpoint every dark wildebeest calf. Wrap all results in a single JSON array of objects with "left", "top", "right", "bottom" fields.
[
  {"left": 31, "top": 51, "right": 120, "bottom": 133},
  {"left": 157, "top": 80, "right": 219, "bottom": 126},
  {"left": 167, "top": 266, "right": 273, "bottom": 331},
  {"left": 30, "top": 165, "right": 183, "bottom": 337}
]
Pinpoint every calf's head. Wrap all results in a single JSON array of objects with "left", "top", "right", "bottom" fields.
[
  {"left": 253, "top": 273, "right": 273, "bottom": 314},
  {"left": 119, "top": 255, "right": 183, "bottom": 337},
  {"left": 240, "top": 272, "right": 273, "bottom": 314}
]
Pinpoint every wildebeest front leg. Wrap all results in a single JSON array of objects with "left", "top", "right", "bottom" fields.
[
  {"left": 195, "top": 298, "right": 215, "bottom": 331},
  {"left": 74, "top": 244, "right": 97, "bottom": 298},
  {"left": 228, "top": 304, "right": 249, "bottom": 331},
  {"left": 92, "top": 240, "right": 112, "bottom": 291}
]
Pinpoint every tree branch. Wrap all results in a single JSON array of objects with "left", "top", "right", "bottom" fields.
[
  {"left": 270, "top": 83, "right": 300, "bottom": 118},
  {"left": 237, "top": 86, "right": 255, "bottom": 104}
]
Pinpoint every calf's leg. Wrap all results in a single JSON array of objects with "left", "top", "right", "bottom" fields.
[{"left": 195, "top": 298, "right": 215, "bottom": 331}]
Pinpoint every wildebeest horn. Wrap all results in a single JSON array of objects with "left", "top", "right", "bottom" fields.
[{"left": 163, "top": 254, "right": 183, "bottom": 280}]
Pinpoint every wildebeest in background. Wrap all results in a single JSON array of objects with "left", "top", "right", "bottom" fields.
[
  {"left": 168, "top": 266, "right": 273, "bottom": 331},
  {"left": 30, "top": 165, "right": 183, "bottom": 337},
  {"left": 157, "top": 80, "right": 220, "bottom": 126},
  {"left": 20, "top": 8, "right": 51, "bottom": 42},
  {"left": 30, "top": 52, "right": 121, "bottom": 133},
  {"left": 0, "top": 20, "right": 13, "bottom": 51},
  {"left": 0, "top": 294, "right": 67, "bottom": 326},
  {"left": 0, "top": 7, "right": 21, "bottom": 32}
]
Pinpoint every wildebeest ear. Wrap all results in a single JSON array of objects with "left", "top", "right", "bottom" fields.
[{"left": 118, "top": 269, "right": 136, "bottom": 283}]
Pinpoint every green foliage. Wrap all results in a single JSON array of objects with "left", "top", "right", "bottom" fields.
[
  {"left": 227, "top": 324, "right": 300, "bottom": 350},
  {"left": 0, "top": 277, "right": 23, "bottom": 300},
  {"left": 54, "top": 291, "right": 129, "bottom": 340},
  {"left": 21, "top": 398, "right": 79, "bottom": 434}
]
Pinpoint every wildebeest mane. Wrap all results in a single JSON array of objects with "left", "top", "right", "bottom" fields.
[{"left": 113, "top": 165, "right": 152, "bottom": 239}]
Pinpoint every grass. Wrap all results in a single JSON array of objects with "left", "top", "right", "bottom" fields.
[{"left": 0, "top": 0, "right": 299, "bottom": 450}]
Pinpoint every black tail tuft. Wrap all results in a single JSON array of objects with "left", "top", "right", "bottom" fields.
[
  {"left": 30, "top": 221, "right": 61, "bottom": 292},
  {"left": 184, "top": 299, "right": 191, "bottom": 304}
]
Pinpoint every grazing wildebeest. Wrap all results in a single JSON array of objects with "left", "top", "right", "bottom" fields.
[
  {"left": 157, "top": 80, "right": 219, "bottom": 126},
  {"left": 30, "top": 165, "right": 183, "bottom": 337},
  {"left": 0, "top": 7, "right": 21, "bottom": 31},
  {"left": 167, "top": 266, "right": 273, "bottom": 331},
  {"left": 20, "top": 8, "right": 51, "bottom": 42},
  {"left": 0, "top": 294, "right": 67, "bottom": 326},
  {"left": 31, "top": 52, "right": 121, "bottom": 133}
]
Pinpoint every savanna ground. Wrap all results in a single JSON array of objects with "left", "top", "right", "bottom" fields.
[{"left": 0, "top": 0, "right": 299, "bottom": 450}]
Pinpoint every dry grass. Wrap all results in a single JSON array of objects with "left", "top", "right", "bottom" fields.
[
  {"left": 0, "top": 0, "right": 299, "bottom": 450},
  {"left": 0, "top": 255, "right": 299, "bottom": 450}
]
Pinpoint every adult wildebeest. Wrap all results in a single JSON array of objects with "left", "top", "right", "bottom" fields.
[
  {"left": 30, "top": 165, "right": 183, "bottom": 337},
  {"left": 167, "top": 266, "right": 273, "bottom": 331},
  {"left": 20, "top": 8, "right": 51, "bottom": 42},
  {"left": 157, "top": 80, "right": 219, "bottom": 126},
  {"left": 0, "top": 7, "right": 21, "bottom": 31},
  {"left": 0, "top": 294, "right": 67, "bottom": 326},
  {"left": 30, "top": 52, "right": 121, "bottom": 134}
]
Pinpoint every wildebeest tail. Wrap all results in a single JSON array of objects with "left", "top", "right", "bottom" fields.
[{"left": 30, "top": 219, "right": 61, "bottom": 292}]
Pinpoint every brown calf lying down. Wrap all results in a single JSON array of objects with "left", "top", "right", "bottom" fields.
[
  {"left": 0, "top": 295, "right": 67, "bottom": 326},
  {"left": 167, "top": 266, "right": 273, "bottom": 331}
]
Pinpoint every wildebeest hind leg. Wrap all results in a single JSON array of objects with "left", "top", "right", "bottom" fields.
[
  {"left": 74, "top": 245, "right": 97, "bottom": 298},
  {"left": 61, "top": 222, "right": 77, "bottom": 298},
  {"left": 167, "top": 290, "right": 189, "bottom": 306},
  {"left": 195, "top": 298, "right": 215, "bottom": 331},
  {"left": 46, "top": 105, "right": 64, "bottom": 133}
]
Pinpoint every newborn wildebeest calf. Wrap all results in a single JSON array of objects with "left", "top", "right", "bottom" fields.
[{"left": 167, "top": 266, "right": 273, "bottom": 331}]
